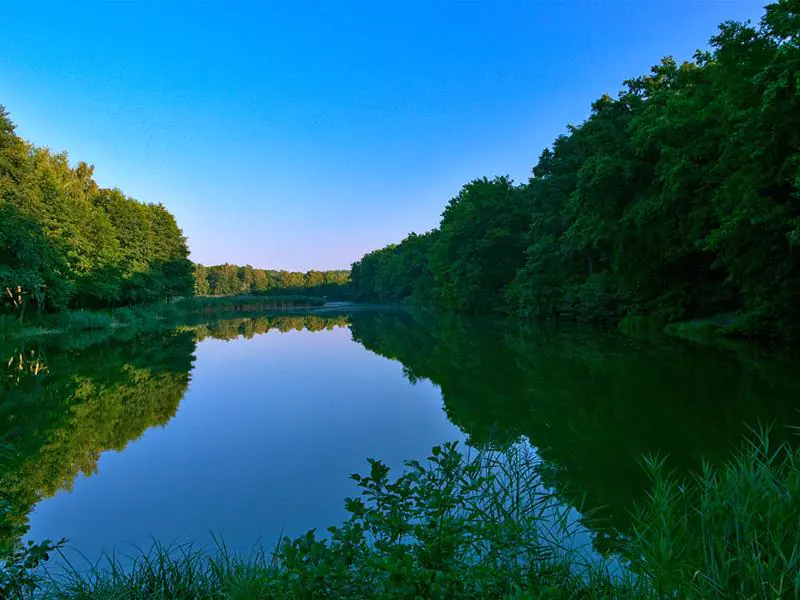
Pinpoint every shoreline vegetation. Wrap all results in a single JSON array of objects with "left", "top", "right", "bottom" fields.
[
  {"left": 0, "top": 105, "right": 352, "bottom": 333},
  {"left": 3, "top": 312, "right": 799, "bottom": 597},
  {"left": 349, "top": 0, "right": 800, "bottom": 346},
  {"left": 0, "top": 296, "right": 373, "bottom": 344},
  {"left": 192, "top": 264, "right": 351, "bottom": 300},
  {"left": 3, "top": 297, "right": 791, "bottom": 358},
  {"left": 2, "top": 298, "right": 787, "bottom": 355},
  {"left": 0, "top": 300, "right": 409, "bottom": 357},
  {"left": 5, "top": 432, "right": 798, "bottom": 599},
  {"left": 2, "top": 1, "right": 800, "bottom": 598}
]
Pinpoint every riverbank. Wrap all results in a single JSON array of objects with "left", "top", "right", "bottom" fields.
[
  {"left": 0, "top": 300, "right": 411, "bottom": 358},
  {"left": 6, "top": 431, "right": 797, "bottom": 599},
  {"left": 4, "top": 298, "right": 784, "bottom": 357},
  {"left": 0, "top": 295, "right": 328, "bottom": 340}
]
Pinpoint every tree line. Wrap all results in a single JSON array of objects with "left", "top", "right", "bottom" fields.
[
  {"left": 193, "top": 264, "right": 350, "bottom": 298},
  {"left": 350, "top": 1, "right": 800, "bottom": 342},
  {"left": 0, "top": 107, "right": 194, "bottom": 314}
]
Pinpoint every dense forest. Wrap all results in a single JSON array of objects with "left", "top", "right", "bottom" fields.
[
  {"left": 351, "top": 1, "right": 800, "bottom": 342},
  {"left": 0, "top": 108, "right": 194, "bottom": 313},
  {"left": 0, "top": 107, "right": 353, "bottom": 317},
  {"left": 193, "top": 264, "right": 350, "bottom": 298}
]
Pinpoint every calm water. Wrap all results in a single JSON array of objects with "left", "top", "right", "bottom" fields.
[{"left": 3, "top": 310, "right": 800, "bottom": 562}]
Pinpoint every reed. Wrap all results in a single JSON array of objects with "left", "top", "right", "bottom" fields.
[{"left": 7, "top": 430, "right": 799, "bottom": 599}]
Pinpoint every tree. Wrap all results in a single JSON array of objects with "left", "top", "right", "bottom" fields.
[
  {"left": 0, "top": 106, "right": 193, "bottom": 314},
  {"left": 193, "top": 264, "right": 210, "bottom": 296},
  {"left": 429, "top": 177, "right": 531, "bottom": 312},
  {"left": 350, "top": 0, "right": 800, "bottom": 341}
]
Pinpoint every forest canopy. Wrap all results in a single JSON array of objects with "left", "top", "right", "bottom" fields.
[
  {"left": 0, "top": 104, "right": 352, "bottom": 316},
  {"left": 0, "top": 107, "right": 194, "bottom": 312},
  {"left": 350, "top": 0, "right": 800, "bottom": 342},
  {"left": 192, "top": 264, "right": 350, "bottom": 298}
]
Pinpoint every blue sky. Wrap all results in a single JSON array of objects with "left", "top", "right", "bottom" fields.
[{"left": 1, "top": 1, "right": 762, "bottom": 270}]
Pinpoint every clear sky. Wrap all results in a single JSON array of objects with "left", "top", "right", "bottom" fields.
[{"left": 1, "top": 1, "right": 762, "bottom": 271}]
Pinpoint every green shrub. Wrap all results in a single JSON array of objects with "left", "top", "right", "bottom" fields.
[
  {"left": 47, "top": 444, "right": 629, "bottom": 599},
  {"left": 626, "top": 431, "right": 800, "bottom": 598},
  {"left": 15, "top": 432, "right": 800, "bottom": 598}
]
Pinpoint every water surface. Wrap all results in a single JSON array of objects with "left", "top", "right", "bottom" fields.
[{"left": 3, "top": 311, "right": 800, "bottom": 561}]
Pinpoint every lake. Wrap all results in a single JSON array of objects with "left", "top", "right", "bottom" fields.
[{"left": 3, "top": 310, "right": 800, "bottom": 564}]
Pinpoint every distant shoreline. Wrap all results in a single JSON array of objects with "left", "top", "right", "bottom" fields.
[{"left": 0, "top": 299, "right": 404, "bottom": 347}]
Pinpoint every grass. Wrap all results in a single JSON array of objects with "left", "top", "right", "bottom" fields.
[
  {"left": 628, "top": 430, "right": 800, "bottom": 598},
  {"left": 5, "top": 430, "right": 798, "bottom": 599},
  {"left": 1, "top": 295, "right": 328, "bottom": 342}
]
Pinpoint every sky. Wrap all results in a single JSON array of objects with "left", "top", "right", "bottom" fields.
[{"left": 1, "top": 1, "right": 763, "bottom": 271}]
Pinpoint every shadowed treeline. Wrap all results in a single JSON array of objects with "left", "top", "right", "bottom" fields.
[
  {"left": 350, "top": 1, "right": 800, "bottom": 343},
  {"left": 348, "top": 310, "right": 800, "bottom": 550}
]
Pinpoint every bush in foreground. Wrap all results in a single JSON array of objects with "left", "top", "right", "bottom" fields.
[{"left": 6, "top": 433, "right": 800, "bottom": 599}]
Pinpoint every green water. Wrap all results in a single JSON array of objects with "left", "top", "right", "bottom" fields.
[{"left": 2, "top": 310, "right": 800, "bottom": 562}]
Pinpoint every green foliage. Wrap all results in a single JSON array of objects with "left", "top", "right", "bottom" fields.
[
  {"left": 626, "top": 433, "right": 800, "bottom": 598},
  {"left": 0, "top": 203, "right": 72, "bottom": 311},
  {"left": 350, "top": 0, "right": 800, "bottom": 342},
  {"left": 0, "top": 531, "right": 63, "bottom": 599},
  {"left": 2, "top": 296, "right": 330, "bottom": 345},
  {"left": 266, "top": 443, "right": 573, "bottom": 599},
  {"left": 350, "top": 177, "right": 531, "bottom": 311},
  {"left": 0, "top": 106, "right": 194, "bottom": 316},
  {"left": 350, "top": 231, "right": 438, "bottom": 305},
  {"left": 24, "top": 432, "right": 800, "bottom": 598},
  {"left": 42, "top": 444, "right": 631, "bottom": 599},
  {"left": 431, "top": 177, "right": 531, "bottom": 313},
  {"left": 194, "top": 264, "right": 351, "bottom": 299}
]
